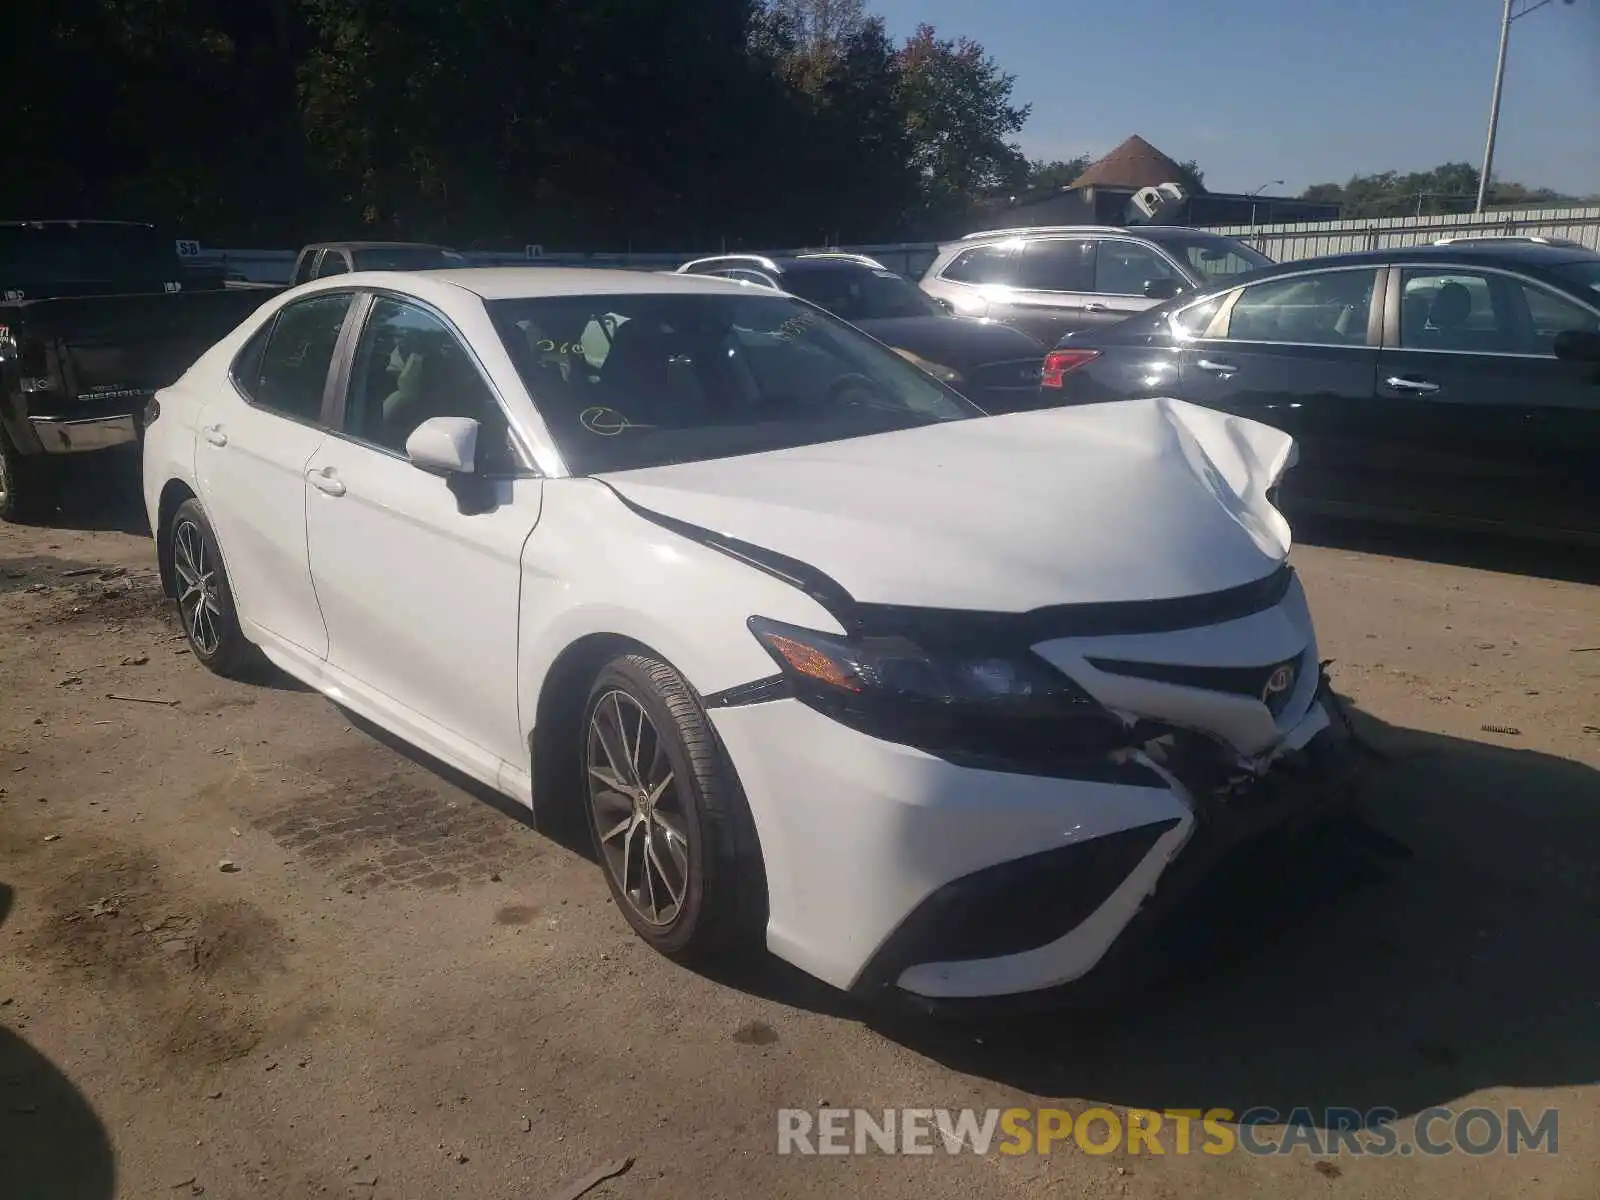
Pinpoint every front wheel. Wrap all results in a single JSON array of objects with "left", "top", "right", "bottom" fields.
[
  {"left": 168, "top": 498, "right": 253, "bottom": 677},
  {"left": 582, "top": 654, "right": 766, "bottom": 962}
]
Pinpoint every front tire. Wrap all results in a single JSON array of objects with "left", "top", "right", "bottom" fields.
[
  {"left": 168, "top": 498, "right": 252, "bottom": 677},
  {"left": 582, "top": 654, "right": 766, "bottom": 962}
]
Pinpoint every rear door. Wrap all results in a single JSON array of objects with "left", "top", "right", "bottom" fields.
[
  {"left": 1173, "top": 265, "right": 1384, "bottom": 510},
  {"left": 194, "top": 291, "right": 355, "bottom": 657},
  {"left": 1374, "top": 264, "right": 1600, "bottom": 538}
]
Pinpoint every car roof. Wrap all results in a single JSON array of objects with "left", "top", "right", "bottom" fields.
[
  {"left": 340, "top": 266, "right": 765, "bottom": 301},
  {"left": 1246, "top": 242, "right": 1598, "bottom": 275},
  {"left": 1, "top": 219, "right": 158, "bottom": 230},
  {"left": 681, "top": 254, "right": 884, "bottom": 274},
  {"left": 309, "top": 241, "right": 455, "bottom": 252},
  {"left": 953, "top": 225, "right": 1245, "bottom": 244}
]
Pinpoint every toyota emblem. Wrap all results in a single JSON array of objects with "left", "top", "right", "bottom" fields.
[{"left": 1262, "top": 664, "right": 1296, "bottom": 704}]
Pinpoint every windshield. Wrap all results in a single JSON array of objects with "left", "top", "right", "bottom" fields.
[
  {"left": 0, "top": 223, "right": 179, "bottom": 288},
  {"left": 1553, "top": 260, "right": 1600, "bottom": 300},
  {"left": 490, "top": 292, "right": 979, "bottom": 474},
  {"left": 350, "top": 246, "right": 466, "bottom": 271},
  {"left": 1156, "top": 235, "right": 1273, "bottom": 281},
  {"left": 779, "top": 264, "right": 947, "bottom": 321}
]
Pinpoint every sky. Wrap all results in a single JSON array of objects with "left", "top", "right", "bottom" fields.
[{"left": 873, "top": 0, "right": 1600, "bottom": 197}]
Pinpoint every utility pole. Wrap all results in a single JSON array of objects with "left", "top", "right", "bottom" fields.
[
  {"left": 1477, "top": 0, "right": 1576, "bottom": 213},
  {"left": 1476, "top": 0, "right": 1515, "bottom": 213}
]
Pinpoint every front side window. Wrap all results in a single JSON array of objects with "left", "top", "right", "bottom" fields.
[
  {"left": 344, "top": 297, "right": 522, "bottom": 473},
  {"left": 1519, "top": 281, "right": 1599, "bottom": 354},
  {"left": 1093, "top": 241, "right": 1182, "bottom": 296},
  {"left": 940, "top": 244, "right": 1015, "bottom": 285},
  {"left": 349, "top": 246, "right": 467, "bottom": 272},
  {"left": 238, "top": 293, "right": 352, "bottom": 422},
  {"left": 1223, "top": 269, "right": 1378, "bottom": 346},
  {"left": 1157, "top": 235, "right": 1273, "bottom": 281},
  {"left": 1397, "top": 269, "right": 1507, "bottom": 352},
  {"left": 490, "top": 292, "right": 980, "bottom": 474}
]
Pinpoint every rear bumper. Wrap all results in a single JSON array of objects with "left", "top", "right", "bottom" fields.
[{"left": 28, "top": 414, "right": 138, "bottom": 454}]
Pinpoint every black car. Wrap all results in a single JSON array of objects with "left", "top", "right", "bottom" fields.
[
  {"left": 1032, "top": 239, "right": 1600, "bottom": 544},
  {"left": 675, "top": 253, "right": 1048, "bottom": 411}
]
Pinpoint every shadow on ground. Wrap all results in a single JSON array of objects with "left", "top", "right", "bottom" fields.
[
  {"left": 1291, "top": 511, "right": 1600, "bottom": 586},
  {"left": 12, "top": 450, "right": 150, "bottom": 537},
  {"left": 0, "top": 883, "right": 117, "bottom": 1199},
  {"left": 721, "top": 703, "right": 1600, "bottom": 1123}
]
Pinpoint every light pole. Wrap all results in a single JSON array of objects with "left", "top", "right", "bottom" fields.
[
  {"left": 1248, "top": 181, "right": 1284, "bottom": 226},
  {"left": 1476, "top": 0, "right": 1577, "bottom": 213}
]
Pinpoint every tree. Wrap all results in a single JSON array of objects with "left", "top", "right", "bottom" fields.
[
  {"left": 1021, "top": 156, "right": 1092, "bottom": 194},
  {"left": 896, "top": 23, "right": 1030, "bottom": 234},
  {"left": 1297, "top": 162, "right": 1580, "bottom": 218}
]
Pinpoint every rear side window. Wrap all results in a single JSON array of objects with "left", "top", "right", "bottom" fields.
[
  {"left": 940, "top": 244, "right": 1015, "bottom": 285},
  {"left": 1223, "top": 269, "right": 1378, "bottom": 346},
  {"left": 233, "top": 293, "right": 353, "bottom": 422},
  {"left": 1014, "top": 239, "right": 1095, "bottom": 291}
]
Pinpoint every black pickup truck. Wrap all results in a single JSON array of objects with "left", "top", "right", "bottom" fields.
[{"left": 0, "top": 220, "right": 279, "bottom": 522}]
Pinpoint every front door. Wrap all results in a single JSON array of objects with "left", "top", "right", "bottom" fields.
[
  {"left": 1374, "top": 265, "right": 1600, "bottom": 537},
  {"left": 304, "top": 293, "right": 541, "bottom": 771},
  {"left": 194, "top": 291, "right": 354, "bottom": 657}
]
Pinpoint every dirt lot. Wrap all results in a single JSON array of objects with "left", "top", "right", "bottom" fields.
[{"left": 2, "top": 486, "right": 1597, "bottom": 1200}]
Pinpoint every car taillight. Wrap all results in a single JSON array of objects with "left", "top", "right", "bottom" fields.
[{"left": 1040, "top": 348, "right": 1101, "bottom": 389}]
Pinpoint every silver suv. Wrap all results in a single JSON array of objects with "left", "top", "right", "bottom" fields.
[{"left": 919, "top": 225, "right": 1273, "bottom": 345}]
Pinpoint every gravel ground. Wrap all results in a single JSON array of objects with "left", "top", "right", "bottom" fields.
[{"left": 1, "top": 480, "right": 1597, "bottom": 1200}]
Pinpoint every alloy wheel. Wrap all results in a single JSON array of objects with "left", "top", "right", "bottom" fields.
[
  {"left": 586, "top": 689, "right": 690, "bottom": 927},
  {"left": 172, "top": 518, "right": 223, "bottom": 656}
]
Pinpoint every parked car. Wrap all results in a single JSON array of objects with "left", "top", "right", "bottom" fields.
[
  {"left": 143, "top": 266, "right": 1357, "bottom": 1009},
  {"left": 290, "top": 241, "right": 468, "bottom": 286},
  {"left": 920, "top": 225, "right": 1274, "bottom": 345},
  {"left": 1034, "top": 241, "right": 1600, "bottom": 544},
  {"left": 675, "top": 253, "right": 1048, "bottom": 410},
  {"left": 0, "top": 220, "right": 282, "bottom": 522}
]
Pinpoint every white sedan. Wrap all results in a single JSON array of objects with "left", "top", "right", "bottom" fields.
[{"left": 142, "top": 267, "right": 1355, "bottom": 1009}]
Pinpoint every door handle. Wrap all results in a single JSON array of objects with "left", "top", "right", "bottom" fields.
[
  {"left": 1385, "top": 375, "right": 1441, "bottom": 395},
  {"left": 1196, "top": 359, "right": 1238, "bottom": 376},
  {"left": 306, "top": 467, "right": 346, "bottom": 497},
  {"left": 1081, "top": 302, "right": 1110, "bottom": 313},
  {"left": 201, "top": 424, "right": 227, "bottom": 447}
]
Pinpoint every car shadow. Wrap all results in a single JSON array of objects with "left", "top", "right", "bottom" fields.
[
  {"left": 727, "top": 701, "right": 1600, "bottom": 1123},
  {"left": 16, "top": 452, "right": 150, "bottom": 536},
  {"left": 0, "top": 883, "right": 118, "bottom": 1199},
  {"left": 1291, "top": 511, "right": 1600, "bottom": 586}
]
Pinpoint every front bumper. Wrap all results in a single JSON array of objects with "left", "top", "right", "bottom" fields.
[
  {"left": 709, "top": 675, "right": 1360, "bottom": 1005},
  {"left": 28, "top": 414, "right": 139, "bottom": 454}
]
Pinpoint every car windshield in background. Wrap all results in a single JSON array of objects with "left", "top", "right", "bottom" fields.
[
  {"left": 490, "top": 292, "right": 979, "bottom": 474},
  {"left": 1553, "top": 259, "right": 1600, "bottom": 299},
  {"left": 0, "top": 224, "right": 177, "bottom": 286},
  {"left": 1159, "top": 236, "right": 1273, "bottom": 280},
  {"left": 351, "top": 247, "right": 467, "bottom": 271},
  {"left": 779, "top": 265, "right": 947, "bottom": 321}
]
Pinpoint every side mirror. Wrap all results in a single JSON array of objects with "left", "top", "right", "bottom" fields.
[
  {"left": 1553, "top": 328, "right": 1600, "bottom": 364},
  {"left": 1143, "top": 278, "right": 1184, "bottom": 301},
  {"left": 406, "top": 416, "right": 479, "bottom": 474}
]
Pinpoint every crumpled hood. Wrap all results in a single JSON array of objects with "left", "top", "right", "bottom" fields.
[{"left": 600, "top": 397, "right": 1298, "bottom": 613}]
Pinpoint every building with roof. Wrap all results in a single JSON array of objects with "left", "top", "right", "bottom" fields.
[{"left": 983, "top": 134, "right": 1341, "bottom": 228}]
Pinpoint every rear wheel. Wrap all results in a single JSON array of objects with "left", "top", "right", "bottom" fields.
[
  {"left": 582, "top": 654, "right": 765, "bottom": 962},
  {"left": 168, "top": 498, "right": 253, "bottom": 677}
]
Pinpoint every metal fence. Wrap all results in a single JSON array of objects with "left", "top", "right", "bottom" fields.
[
  {"left": 1202, "top": 204, "right": 1600, "bottom": 261},
  {"left": 197, "top": 204, "right": 1600, "bottom": 283}
]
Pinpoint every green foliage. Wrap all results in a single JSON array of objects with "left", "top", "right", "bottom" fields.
[{"left": 1299, "top": 162, "right": 1583, "bottom": 218}]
